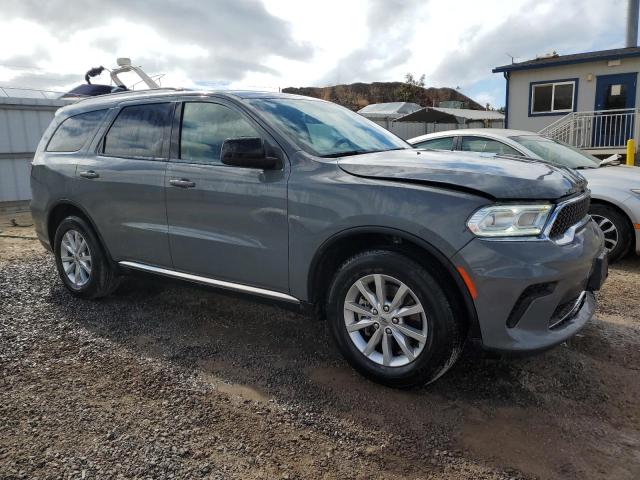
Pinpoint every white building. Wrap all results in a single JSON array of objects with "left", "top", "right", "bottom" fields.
[{"left": 494, "top": 46, "right": 640, "bottom": 156}]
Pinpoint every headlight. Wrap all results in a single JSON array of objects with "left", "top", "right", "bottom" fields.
[{"left": 467, "top": 204, "right": 552, "bottom": 237}]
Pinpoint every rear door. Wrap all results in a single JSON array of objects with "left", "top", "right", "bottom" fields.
[
  {"left": 74, "top": 101, "right": 175, "bottom": 267},
  {"left": 165, "top": 99, "right": 289, "bottom": 292}
]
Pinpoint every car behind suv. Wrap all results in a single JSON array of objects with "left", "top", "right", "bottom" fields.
[
  {"left": 408, "top": 129, "right": 640, "bottom": 262},
  {"left": 31, "top": 90, "right": 607, "bottom": 387}
]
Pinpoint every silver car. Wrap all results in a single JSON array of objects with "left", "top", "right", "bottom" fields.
[{"left": 409, "top": 129, "right": 640, "bottom": 262}]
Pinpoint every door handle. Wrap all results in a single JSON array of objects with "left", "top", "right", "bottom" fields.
[
  {"left": 169, "top": 178, "right": 196, "bottom": 188},
  {"left": 79, "top": 170, "right": 99, "bottom": 179}
]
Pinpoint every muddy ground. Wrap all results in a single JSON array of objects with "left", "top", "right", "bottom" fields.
[{"left": 1, "top": 211, "right": 639, "bottom": 479}]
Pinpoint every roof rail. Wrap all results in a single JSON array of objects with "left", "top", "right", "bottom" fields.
[{"left": 72, "top": 87, "right": 186, "bottom": 103}]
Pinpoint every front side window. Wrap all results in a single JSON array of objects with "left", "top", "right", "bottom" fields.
[
  {"left": 46, "top": 110, "right": 107, "bottom": 152},
  {"left": 247, "top": 98, "right": 409, "bottom": 157},
  {"left": 531, "top": 81, "right": 575, "bottom": 114},
  {"left": 103, "top": 103, "right": 173, "bottom": 158},
  {"left": 180, "top": 102, "right": 259, "bottom": 165},
  {"left": 413, "top": 137, "right": 454, "bottom": 150},
  {"left": 460, "top": 136, "right": 521, "bottom": 155}
]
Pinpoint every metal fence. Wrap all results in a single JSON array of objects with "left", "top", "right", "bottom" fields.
[
  {"left": 373, "top": 119, "right": 505, "bottom": 140},
  {"left": 0, "top": 97, "right": 71, "bottom": 202}
]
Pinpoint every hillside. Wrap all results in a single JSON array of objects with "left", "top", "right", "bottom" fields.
[{"left": 282, "top": 82, "right": 484, "bottom": 111}]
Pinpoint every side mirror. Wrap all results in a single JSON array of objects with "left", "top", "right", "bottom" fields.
[{"left": 221, "top": 137, "right": 279, "bottom": 169}]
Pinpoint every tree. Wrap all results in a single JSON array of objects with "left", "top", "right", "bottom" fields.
[{"left": 397, "top": 73, "right": 426, "bottom": 102}]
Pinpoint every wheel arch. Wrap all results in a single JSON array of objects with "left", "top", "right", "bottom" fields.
[
  {"left": 591, "top": 196, "right": 633, "bottom": 230},
  {"left": 46, "top": 200, "right": 114, "bottom": 262},
  {"left": 307, "top": 226, "right": 480, "bottom": 337}
]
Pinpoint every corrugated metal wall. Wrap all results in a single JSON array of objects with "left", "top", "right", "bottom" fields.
[
  {"left": 0, "top": 97, "right": 70, "bottom": 202},
  {"left": 387, "top": 120, "right": 506, "bottom": 140}
]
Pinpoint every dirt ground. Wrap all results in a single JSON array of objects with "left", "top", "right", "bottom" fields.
[{"left": 1, "top": 211, "right": 639, "bottom": 479}]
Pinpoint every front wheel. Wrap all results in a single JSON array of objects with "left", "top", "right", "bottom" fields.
[
  {"left": 326, "top": 250, "right": 466, "bottom": 388},
  {"left": 590, "top": 204, "right": 631, "bottom": 263}
]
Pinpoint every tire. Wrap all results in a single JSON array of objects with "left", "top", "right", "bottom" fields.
[
  {"left": 590, "top": 204, "right": 632, "bottom": 263},
  {"left": 53, "top": 216, "right": 120, "bottom": 299},
  {"left": 326, "top": 250, "right": 466, "bottom": 388}
]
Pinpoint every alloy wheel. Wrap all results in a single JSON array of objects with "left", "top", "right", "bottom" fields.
[
  {"left": 591, "top": 214, "right": 619, "bottom": 253},
  {"left": 60, "top": 229, "right": 92, "bottom": 287},
  {"left": 343, "top": 274, "right": 428, "bottom": 367}
]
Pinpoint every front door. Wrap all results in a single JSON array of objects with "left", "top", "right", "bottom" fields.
[
  {"left": 165, "top": 100, "right": 289, "bottom": 293},
  {"left": 593, "top": 73, "right": 637, "bottom": 147}
]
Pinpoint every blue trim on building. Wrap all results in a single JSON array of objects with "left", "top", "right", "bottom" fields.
[
  {"left": 492, "top": 50, "right": 640, "bottom": 73},
  {"left": 527, "top": 78, "right": 579, "bottom": 118}
]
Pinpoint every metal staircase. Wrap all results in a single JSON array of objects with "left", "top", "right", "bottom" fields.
[{"left": 539, "top": 108, "right": 638, "bottom": 154}]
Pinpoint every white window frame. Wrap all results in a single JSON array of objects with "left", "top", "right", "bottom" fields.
[{"left": 530, "top": 80, "right": 575, "bottom": 114}]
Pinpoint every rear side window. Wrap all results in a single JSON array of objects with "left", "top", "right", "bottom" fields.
[
  {"left": 46, "top": 110, "right": 107, "bottom": 152},
  {"left": 413, "top": 137, "right": 454, "bottom": 150},
  {"left": 461, "top": 136, "right": 521, "bottom": 155},
  {"left": 180, "top": 102, "right": 259, "bottom": 165},
  {"left": 103, "top": 103, "right": 173, "bottom": 159}
]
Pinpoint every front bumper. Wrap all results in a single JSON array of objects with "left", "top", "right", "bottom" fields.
[{"left": 453, "top": 218, "right": 606, "bottom": 352}]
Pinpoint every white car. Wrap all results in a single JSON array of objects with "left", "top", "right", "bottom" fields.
[{"left": 409, "top": 129, "right": 640, "bottom": 262}]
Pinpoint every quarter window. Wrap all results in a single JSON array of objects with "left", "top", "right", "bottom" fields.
[
  {"left": 46, "top": 110, "right": 107, "bottom": 152},
  {"left": 180, "top": 102, "right": 259, "bottom": 165},
  {"left": 413, "top": 137, "right": 454, "bottom": 150},
  {"left": 531, "top": 81, "right": 575, "bottom": 114},
  {"left": 102, "top": 103, "right": 173, "bottom": 158},
  {"left": 460, "top": 136, "right": 521, "bottom": 155}
]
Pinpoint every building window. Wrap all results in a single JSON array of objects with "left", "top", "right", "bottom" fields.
[{"left": 530, "top": 80, "right": 576, "bottom": 114}]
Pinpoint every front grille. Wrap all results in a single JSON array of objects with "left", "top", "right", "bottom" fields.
[{"left": 549, "top": 195, "right": 591, "bottom": 239}]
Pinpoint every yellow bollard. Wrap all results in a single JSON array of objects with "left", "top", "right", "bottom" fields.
[{"left": 626, "top": 139, "right": 635, "bottom": 166}]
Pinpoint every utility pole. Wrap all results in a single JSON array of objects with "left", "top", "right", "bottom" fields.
[{"left": 626, "top": 0, "right": 639, "bottom": 47}]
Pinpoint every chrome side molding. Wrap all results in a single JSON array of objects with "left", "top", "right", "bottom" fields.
[{"left": 118, "top": 261, "right": 300, "bottom": 303}]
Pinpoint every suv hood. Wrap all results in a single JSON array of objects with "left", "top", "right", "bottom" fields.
[{"left": 337, "top": 149, "right": 586, "bottom": 200}]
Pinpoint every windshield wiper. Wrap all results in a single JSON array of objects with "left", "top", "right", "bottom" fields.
[
  {"left": 320, "top": 147, "right": 408, "bottom": 158},
  {"left": 599, "top": 154, "right": 621, "bottom": 167},
  {"left": 321, "top": 150, "right": 367, "bottom": 158}
]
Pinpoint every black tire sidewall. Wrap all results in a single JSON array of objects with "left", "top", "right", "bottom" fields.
[
  {"left": 590, "top": 204, "right": 631, "bottom": 262},
  {"left": 327, "top": 250, "right": 462, "bottom": 388},
  {"left": 53, "top": 216, "right": 113, "bottom": 299}
]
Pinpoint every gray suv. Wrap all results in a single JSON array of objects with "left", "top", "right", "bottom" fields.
[{"left": 31, "top": 90, "right": 608, "bottom": 387}]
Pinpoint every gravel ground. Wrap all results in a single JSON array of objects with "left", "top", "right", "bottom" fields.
[{"left": 1, "top": 211, "right": 639, "bottom": 479}]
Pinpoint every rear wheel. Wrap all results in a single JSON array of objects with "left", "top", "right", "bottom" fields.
[
  {"left": 53, "top": 216, "right": 120, "bottom": 299},
  {"left": 590, "top": 204, "right": 631, "bottom": 263},
  {"left": 326, "top": 250, "right": 466, "bottom": 388}
]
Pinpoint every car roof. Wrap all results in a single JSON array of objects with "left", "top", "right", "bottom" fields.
[
  {"left": 57, "top": 88, "right": 324, "bottom": 117},
  {"left": 408, "top": 128, "right": 539, "bottom": 143}
]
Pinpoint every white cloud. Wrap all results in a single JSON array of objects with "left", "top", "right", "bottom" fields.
[{"left": 0, "top": 0, "right": 632, "bottom": 104}]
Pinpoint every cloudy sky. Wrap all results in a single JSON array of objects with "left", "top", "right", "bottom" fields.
[{"left": 0, "top": 0, "right": 631, "bottom": 107}]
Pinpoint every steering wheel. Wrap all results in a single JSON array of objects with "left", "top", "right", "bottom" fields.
[{"left": 331, "top": 138, "right": 353, "bottom": 150}]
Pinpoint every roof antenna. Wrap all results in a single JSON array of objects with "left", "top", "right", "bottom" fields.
[{"left": 506, "top": 53, "right": 517, "bottom": 64}]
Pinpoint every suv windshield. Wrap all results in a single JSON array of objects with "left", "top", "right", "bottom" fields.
[
  {"left": 510, "top": 135, "right": 600, "bottom": 169},
  {"left": 247, "top": 98, "right": 409, "bottom": 157}
]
